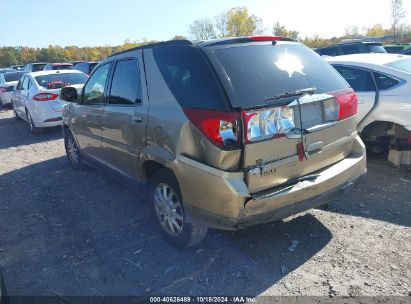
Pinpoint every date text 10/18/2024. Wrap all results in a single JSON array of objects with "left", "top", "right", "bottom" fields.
[{"left": 149, "top": 296, "right": 256, "bottom": 303}]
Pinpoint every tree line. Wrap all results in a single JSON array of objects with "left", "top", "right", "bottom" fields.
[{"left": 0, "top": 1, "right": 409, "bottom": 67}]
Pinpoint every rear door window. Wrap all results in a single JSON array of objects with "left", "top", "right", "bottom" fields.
[
  {"left": 109, "top": 59, "right": 142, "bottom": 105},
  {"left": 83, "top": 63, "right": 111, "bottom": 104},
  {"left": 320, "top": 46, "right": 339, "bottom": 56},
  {"left": 213, "top": 42, "right": 348, "bottom": 108},
  {"left": 341, "top": 45, "right": 362, "bottom": 54},
  {"left": 333, "top": 66, "right": 375, "bottom": 92},
  {"left": 373, "top": 72, "right": 399, "bottom": 90}
]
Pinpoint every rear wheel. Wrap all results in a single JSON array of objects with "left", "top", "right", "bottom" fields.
[
  {"left": 26, "top": 110, "right": 43, "bottom": 135},
  {"left": 150, "top": 169, "right": 208, "bottom": 248},
  {"left": 11, "top": 102, "right": 19, "bottom": 119},
  {"left": 64, "top": 130, "right": 83, "bottom": 170}
]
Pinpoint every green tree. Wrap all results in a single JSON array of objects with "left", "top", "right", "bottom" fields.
[
  {"left": 0, "top": 47, "right": 19, "bottom": 67},
  {"left": 366, "top": 24, "right": 386, "bottom": 37},
  {"left": 272, "top": 22, "right": 299, "bottom": 39},
  {"left": 302, "top": 34, "right": 329, "bottom": 48},
  {"left": 226, "top": 7, "right": 263, "bottom": 37}
]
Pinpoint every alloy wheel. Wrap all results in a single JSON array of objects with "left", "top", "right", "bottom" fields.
[
  {"left": 154, "top": 183, "right": 184, "bottom": 236},
  {"left": 67, "top": 135, "right": 79, "bottom": 165}
]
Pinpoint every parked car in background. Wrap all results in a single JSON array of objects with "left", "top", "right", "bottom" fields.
[
  {"left": 326, "top": 53, "right": 411, "bottom": 154},
  {"left": 11, "top": 70, "right": 88, "bottom": 134},
  {"left": 0, "top": 71, "right": 26, "bottom": 106},
  {"left": 10, "top": 65, "right": 25, "bottom": 71},
  {"left": 316, "top": 41, "right": 386, "bottom": 56},
  {"left": 400, "top": 48, "right": 411, "bottom": 56},
  {"left": 74, "top": 61, "right": 99, "bottom": 75},
  {"left": 70, "top": 61, "right": 83, "bottom": 66},
  {"left": 60, "top": 37, "right": 366, "bottom": 248},
  {"left": 0, "top": 68, "right": 15, "bottom": 74},
  {"left": 43, "top": 63, "right": 74, "bottom": 71},
  {"left": 23, "top": 63, "right": 47, "bottom": 72},
  {"left": 383, "top": 44, "right": 411, "bottom": 54}
]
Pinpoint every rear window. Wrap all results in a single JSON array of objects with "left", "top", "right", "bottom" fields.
[
  {"left": 153, "top": 46, "right": 229, "bottom": 110},
  {"left": 385, "top": 58, "right": 411, "bottom": 73},
  {"left": 33, "top": 64, "right": 46, "bottom": 72},
  {"left": 214, "top": 43, "right": 349, "bottom": 108},
  {"left": 52, "top": 65, "right": 73, "bottom": 70},
  {"left": 4, "top": 72, "right": 24, "bottom": 82},
  {"left": 35, "top": 73, "right": 88, "bottom": 89},
  {"left": 89, "top": 62, "right": 98, "bottom": 74}
]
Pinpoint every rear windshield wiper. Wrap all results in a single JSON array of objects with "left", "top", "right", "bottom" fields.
[{"left": 264, "top": 87, "right": 316, "bottom": 106}]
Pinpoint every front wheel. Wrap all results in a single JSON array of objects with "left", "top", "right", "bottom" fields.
[
  {"left": 64, "top": 130, "right": 83, "bottom": 170},
  {"left": 150, "top": 169, "right": 208, "bottom": 248}
]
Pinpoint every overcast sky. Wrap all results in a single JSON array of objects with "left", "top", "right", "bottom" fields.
[{"left": 1, "top": 0, "right": 410, "bottom": 47}]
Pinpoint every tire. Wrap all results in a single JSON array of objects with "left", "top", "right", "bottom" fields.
[
  {"left": 26, "top": 110, "right": 43, "bottom": 135},
  {"left": 11, "top": 102, "right": 19, "bottom": 120},
  {"left": 64, "top": 130, "right": 83, "bottom": 170},
  {"left": 150, "top": 169, "right": 208, "bottom": 248}
]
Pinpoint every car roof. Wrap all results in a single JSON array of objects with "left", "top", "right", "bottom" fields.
[
  {"left": 47, "top": 63, "right": 73, "bottom": 65},
  {"left": 325, "top": 53, "right": 408, "bottom": 65},
  {"left": 28, "top": 70, "right": 84, "bottom": 77}
]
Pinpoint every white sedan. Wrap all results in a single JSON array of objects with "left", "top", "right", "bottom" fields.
[
  {"left": 11, "top": 70, "right": 88, "bottom": 135},
  {"left": 326, "top": 54, "right": 411, "bottom": 153},
  {"left": 0, "top": 71, "right": 26, "bottom": 106}
]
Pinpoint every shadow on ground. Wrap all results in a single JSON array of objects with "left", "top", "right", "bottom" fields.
[
  {"left": 327, "top": 158, "right": 411, "bottom": 227},
  {"left": 0, "top": 105, "right": 62, "bottom": 149},
  {"left": 0, "top": 157, "right": 332, "bottom": 296}
]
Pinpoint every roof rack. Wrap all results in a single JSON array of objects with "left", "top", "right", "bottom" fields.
[{"left": 108, "top": 40, "right": 193, "bottom": 58}]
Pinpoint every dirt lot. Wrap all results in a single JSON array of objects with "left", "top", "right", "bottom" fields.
[{"left": 0, "top": 104, "right": 410, "bottom": 299}]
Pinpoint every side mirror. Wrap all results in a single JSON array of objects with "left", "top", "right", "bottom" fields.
[{"left": 60, "top": 86, "right": 79, "bottom": 102}]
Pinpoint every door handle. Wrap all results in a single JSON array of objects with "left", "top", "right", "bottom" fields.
[{"left": 132, "top": 116, "right": 143, "bottom": 123}]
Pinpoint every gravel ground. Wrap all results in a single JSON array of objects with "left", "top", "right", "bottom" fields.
[{"left": 0, "top": 104, "right": 410, "bottom": 299}]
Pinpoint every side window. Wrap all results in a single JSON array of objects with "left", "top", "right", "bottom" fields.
[
  {"left": 22, "top": 76, "right": 29, "bottom": 90},
  {"left": 109, "top": 59, "right": 142, "bottom": 105},
  {"left": 321, "top": 46, "right": 339, "bottom": 56},
  {"left": 374, "top": 72, "right": 400, "bottom": 90},
  {"left": 334, "top": 66, "right": 375, "bottom": 92},
  {"left": 83, "top": 63, "right": 111, "bottom": 104},
  {"left": 341, "top": 45, "right": 361, "bottom": 55}
]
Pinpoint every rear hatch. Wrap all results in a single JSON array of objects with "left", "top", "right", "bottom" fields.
[
  {"left": 206, "top": 39, "right": 358, "bottom": 193},
  {"left": 34, "top": 73, "right": 87, "bottom": 112}
]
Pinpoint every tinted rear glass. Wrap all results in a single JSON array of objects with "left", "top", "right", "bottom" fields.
[
  {"left": 35, "top": 73, "right": 88, "bottom": 89},
  {"left": 89, "top": 63, "right": 98, "bottom": 74},
  {"left": 52, "top": 65, "right": 73, "bottom": 70},
  {"left": 33, "top": 64, "right": 46, "bottom": 72},
  {"left": 4, "top": 72, "right": 25, "bottom": 82},
  {"left": 153, "top": 46, "right": 229, "bottom": 110},
  {"left": 214, "top": 43, "right": 349, "bottom": 108}
]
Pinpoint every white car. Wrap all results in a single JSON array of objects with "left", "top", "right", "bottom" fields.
[
  {"left": 11, "top": 70, "right": 88, "bottom": 134},
  {"left": 326, "top": 54, "right": 411, "bottom": 153},
  {"left": 0, "top": 71, "right": 26, "bottom": 106}
]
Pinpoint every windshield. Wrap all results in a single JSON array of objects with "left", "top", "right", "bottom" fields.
[
  {"left": 35, "top": 73, "right": 88, "bottom": 89},
  {"left": 385, "top": 58, "right": 411, "bottom": 73},
  {"left": 214, "top": 42, "right": 348, "bottom": 108}
]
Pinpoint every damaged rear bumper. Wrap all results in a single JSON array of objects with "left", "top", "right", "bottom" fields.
[{"left": 173, "top": 136, "right": 367, "bottom": 230}]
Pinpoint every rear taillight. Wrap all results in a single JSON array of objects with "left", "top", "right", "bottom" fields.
[
  {"left": 242, "top": 106, "right": 295, "bottom": 144},
  {"left": 184, "top": 109, "right": 240, "bottom": 148},
  {"left": 0, "top": 87, "right": 7, "bottom": 93},
  {"left": 330, "top": 89, "right": 358, "bottom": 120},
  {"left": 32, "top": 93, "right": 59, "bottom": 101}
]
